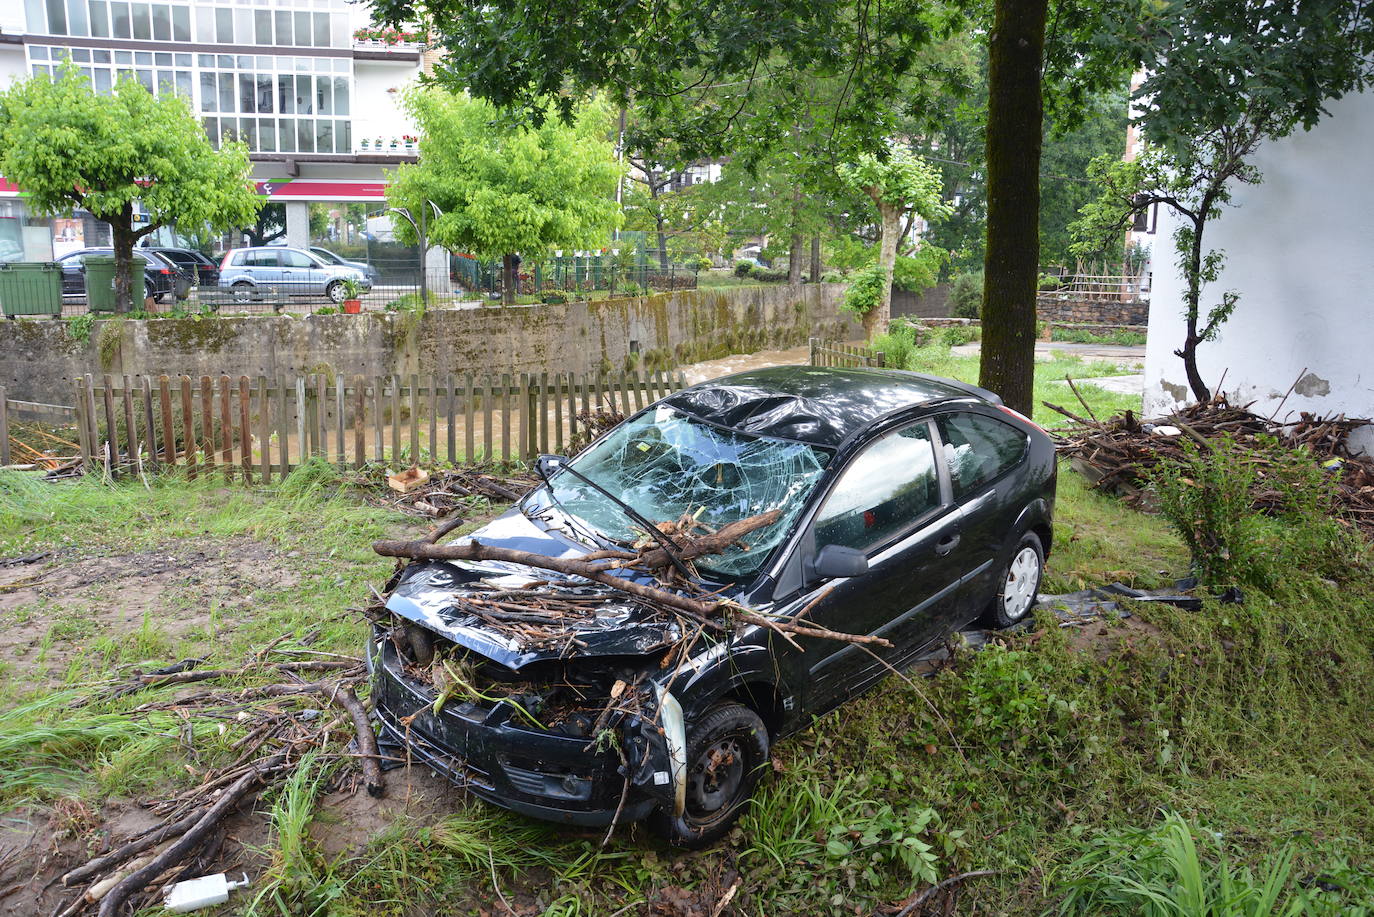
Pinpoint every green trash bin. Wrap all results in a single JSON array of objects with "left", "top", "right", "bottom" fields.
[
  {"left": 0, "top": 262, "right": 63, "bottom": 318},
  {"left": 82, "top": 254, "right": 148, "bottom": 312}
]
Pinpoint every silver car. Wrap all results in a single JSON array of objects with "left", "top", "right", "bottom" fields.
[{"left": 218, "top": 246, "right": 372, "bottom": 303}]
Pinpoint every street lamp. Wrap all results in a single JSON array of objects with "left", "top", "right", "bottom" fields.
[{"left": 387, "top": 201, "right": 444, "bottom": 305}]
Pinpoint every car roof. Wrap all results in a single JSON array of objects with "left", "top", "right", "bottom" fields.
[{"left": 660, "top": 365, "right": 999, "bottom": 448}]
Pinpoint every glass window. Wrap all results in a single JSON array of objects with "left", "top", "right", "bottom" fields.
[
  {"left": 274, "top": 10, "right": 291, "bottom": 45},
  {"left": 193, "top": 6, "right": 212, "bottom": 41},
  {"left": 156, "top": 69, "right": 173, "bottom": 92},
  {"left": 254, "top": 10, "right": 271, "bottom": 43},
  {"left": 237, "top": 55, "right": 252, "bottom": 69},
  {"left": 130, "top": 2, "right": 149, "bottom": 39},
  {"left": 174, "top": 70, "right": 191, "bottom": 98},
  {"left": 72, "top": 47, "right": 90, "bottom": 62},
  {"left": 281, "top": 249, "right": 314, "bottom": 268},
  {"left": 315, "top": 118, "right": 332, "bottom": 152},
  {"left": 278, "top": 119, "right": 293, "bottom": 152},
  {"left": 199, "top": 71, "right": 215, "bottom": 110},
  {"left": 239, "top": 74, "right": 255, "bottom": 112},
  {"left": 246, "top": 250, "right": 279, "bottom": 267},
  {"left": 94, "top": 49, "right": 111, "bottom": 62},
  {"left": 815, "top": 424, "right": 941, "bottom": 554},
  {"left": 234, "top": 8, "right": 251, "bottom": 44},
  {"left": 174, "top": 53, "right": 189, "bottom": 66},
  {"left": 114, "top": 49, "right": 131, "bottom": 63},
  {"left": 45, "top": 0, "right": 68, "bottom": 34},
  {"left": 277, "top": 75, "right": 293, "bottom": 113},
  {"left": 312, "top": 12, "right": 328, "bottom": 46},
  {"left": 295, "top": 74, "right": 311, "bottom": 113},
  {"left": 171, "top": 5, "right": 189, "bottom": 41},
  {"left": 315, "top": 76, "right": 331, "bottom": 114},
  {"left": 216, "top": 55, "right": 231, "bottom": 68},
  {"left": 936, "top": 413, "right": 1029, "bottom": 499},
  {"left": 335, "top": 119, "right": 349, "bottom": 152},
  {"left": 547, "top": 405, "right": 830, "bottom": 578},
  {"left": 332, "top": 76, "right": 348, "bottom": 115},
  {"left": 297, "top": 118, "right": 314, "bottom": 152},
  {"left": 214, "top": 7, "right": 231, "bottom": 42},
  {"left": 218, "top": 72, "right": 234, "bottom": 112},
  {"left": 256, "top": 75, "right": 273, "bottom": 112},
  {"left": 257, "top": 117, "right": 276, "bottom": 151},
  {"left": 202, "top": 116, "right": 219, "bottom": 147},
  {"left": 32, "top": 64, "right": 51, "bottom": 77},
  {"left": 134, "top": 50, "right": 151, "bottom": 64},
  {"left": 94, "top": 68, "right": 112, "bottom": 92},
  {"left": 25, "top": 0, "right": 45, "bottom": 36},
  {"left": 154, "top": 51, "right": 170, "bottom": 65},
  {"left": 135, "top": 69, "right": 153, "bottom": 91},
  {"left": 237, "top": 118, "right": 257, "bottom": 149},
  {"left": 30, "top": 46, "right": 49, "bottom": 60},
  {"left": 88, "top": 0, "right": 109, "bottom": 36},
  {"left": 294, "top": 11, "right": 310, "bottom": 45},
  {"left": 67, "top": 0, "right": 90, "bottom": 35},
  {"left": 150, "top": 2, "right": 169, "bottom": 40},
  {"left": 110, "top": 1, "right": 130, "bottom": 37}
]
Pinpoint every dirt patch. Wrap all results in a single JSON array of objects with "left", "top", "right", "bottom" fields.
[
  {"left": 0, "top": 539, "right": 299, "bottom": 685},
  {"left": 311, "top": 768, "right": 465, "bottom": 860}
]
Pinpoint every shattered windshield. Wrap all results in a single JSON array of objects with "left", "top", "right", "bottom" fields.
[{"left": 547, "top": 405, "right": 830, "bottom": 578}]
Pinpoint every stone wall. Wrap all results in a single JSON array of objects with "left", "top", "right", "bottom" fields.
[
  {"left": 1036, "top": 295, "right": 1149, "bottom": 326},
  {"left": 1, "top": 283, "right": 857, "bottom": 405},
  {"left": 891, "top": 282, "right": 953, "bottom": 318}
]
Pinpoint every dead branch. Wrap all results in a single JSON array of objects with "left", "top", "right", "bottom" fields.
[
  {"left": 630, "top": 510, "right": 781, "bottom": 570},
  {"left": 333, "top": 687, "right": 384, "bottom": 797}
]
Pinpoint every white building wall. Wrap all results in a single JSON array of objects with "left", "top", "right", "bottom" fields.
[
  {"left": 1144, "top": 90, "right": 1374, "bottom": 451},
  {"left": 351, "top": 63, "right": 417, "bottom": 150}
]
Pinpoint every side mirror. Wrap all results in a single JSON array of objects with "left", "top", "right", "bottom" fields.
[
  {"left": 535, "top": 453, "right": 568, "bottom": 481},
  {"left": 807, "top": 544, "right": 869, "bottom": 581}
]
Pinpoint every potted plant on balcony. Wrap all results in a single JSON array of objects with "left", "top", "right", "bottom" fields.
[
  {"left": 340, "top": 277, "right": 363, "bottom": 314},
  {"left": 402, "top": 134, "right": 417, "bottom": 151}
]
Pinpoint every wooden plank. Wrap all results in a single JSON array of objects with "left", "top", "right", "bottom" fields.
[
  {"left": 522, "top": 374, "right": 535, "bottom": 460},
  {"left": 631, "top": 370, "right": 645, "bottom": 412},
  {"left": 181, "top": 376, "right": 197, "bottom": 478},
  {"left": 73, "top": 378, "right": 90, "bottom": 467},
  {"left": 0, "top": 386, "right": 8, "bottom": 467},
  {"left": 581, "top": 372, "right": 591, "bottom": 417},
  {"left": 354, "top": 375, "right": 365, "bottom": 469},
  {"left": 238, "top": 375, "right": 252, "bottom": 484},
  {"left": 409, "top": 373, "right": 420, "bottom": 464},
  {"left": 565, "top": 372, "right": 577, "bottom": 450},
  {"left": 428, "top": 372, "right": 438, "bottom": 464},
  {"left": 372, "top": 377, "right": 384, "bottom": 463},
  {"left": 294, "top": 375, "right": 307, "bottom": 468},
  {"left": 463, "top": 373, "right": 475, "bottom": 464},
  {"left": 554, "top": 372, "right": 564, "bottom": 455},
  {"left": 316, "top": 373, "right": 328, "bottom": 460},
  {"left": 618, "top": 371, "right": 631, "bottom": 417},
  {"left": 218, "top": 374, "right": 233, "bottom": 480},
  {"left": 390, "top": 374, "right": 400, "bottom": 464},
  {"left": 200, "top": 375, "right": 215, "bottom": 475},
  {"left": 121, "top": 374, "right": 136, "bottom": 470},
  {"left": 500, "top": 373, "right": 511, "bottom": 463},
  {"left": 445, "top": 373, "right": 456, "bottom": 465},
  {"left": 276, "top": 374, "right": 289, "bottom": 476},
  {"left": 159, "top": 375, "right": 174, "bottom": 467},
  {"left": 140, "top": 376, "right": 157, "bottom": 471},
  {"left": 482, "top": 374, "right": 493, "bottom": 463},
  {"left": 335, "top": 375, "right": 345, "bottom": 467},
  {"left": 540, "top": 372, "right": 551, "bottom": 455},
  {"left": 259, "top": 375, "right": 271, "bottom": 484}
]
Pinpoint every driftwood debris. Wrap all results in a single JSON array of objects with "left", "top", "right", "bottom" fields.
[{"left": 367, "top": 466, "right": 539, "bottom": 518}]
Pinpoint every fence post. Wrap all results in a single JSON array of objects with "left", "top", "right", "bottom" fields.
[
  {"left": 73, "top": 378, "right": 90, "bottom": 468},
  {"left": 874, "top": 351, "right": 886, "bottom": 368},
  {"left": 809, "top": 337, "right": 818, "bottom": 367},
  {"left": 0, "top": 386, "right": 9, "bottom": 467}
]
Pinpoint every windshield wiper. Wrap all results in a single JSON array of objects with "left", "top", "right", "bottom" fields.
[{"left": 541, "top": 459, "right": 695, "bottom": 582}]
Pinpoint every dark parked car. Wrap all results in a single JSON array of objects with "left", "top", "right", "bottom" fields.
[
  {"left": 56, "top": 247, "right": 190, "bottom": 302},
  {"left": 143, "top": 246, "right": 220, "bottom": 286},
  {"left": 370, "top": 367, "right": 1056, "bottom": 846}
]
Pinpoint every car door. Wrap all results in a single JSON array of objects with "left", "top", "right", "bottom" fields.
[
  {"left": 279, "top": 248, "right": 324, "bottom": 295},
  {"left": 245, "top": 249, "right": 283, "bottom": 288},
  {"left": 57, "top": 253, "right": 85, "bottom": 294},
  {"left": 792, "top": 419, "right": 968, "bottom": 712},
  {"left": 934, "top": 410, "right": 1033, "bottom": 616}
]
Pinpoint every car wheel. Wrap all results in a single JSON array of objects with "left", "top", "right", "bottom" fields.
[
  {"left": 325, "top": 280, "right": 346, "bottom": 303},
  {"left": 647, "top": 703, "right": 768, "bottom": 849},
  {"left": 231, "top": 281, "right": 255, "bottom": 302},
  {"left": 984, "top": 532, "right": 1044, "bottom": 629},
  {"left": 153, "top": 290, "right": 166, "bottom": 304}
]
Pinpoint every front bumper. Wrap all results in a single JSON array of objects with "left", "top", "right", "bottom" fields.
[{"left": 368, "top": 631, "right": 654, "bottom": 827}]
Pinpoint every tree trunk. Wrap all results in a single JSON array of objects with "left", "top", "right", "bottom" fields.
[
  {"left": 978, "top": 0, "right": 1047, "bottom": 416},
  {"left": 110, "top": 204, "right": 138, "bottom": 314},
  {"left": 788, "top": 187, "right": 804, "bottom": 284},
  {"left": 810, "top": 234, "right": 822, "bottom": 282},
  {"left": 1176, "top": 216, "right": 1211, "bottom": 401},
  {"left": 501, "top": 253, "right": 518, "bottom": 306},
  {"left": 864, "top": 201, "right": 901, "bottom": 342}
]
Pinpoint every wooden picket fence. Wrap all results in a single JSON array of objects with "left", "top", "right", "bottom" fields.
[
  {"left": 809, "top": 337, "right": 886, "bottom": 369},
  {"left": 51, "top": 370, "right": 686, "bottom": 481}
]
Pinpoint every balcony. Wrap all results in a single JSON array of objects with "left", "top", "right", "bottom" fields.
[{"left": 353, "top": 28, "right": 425, "bottom": 62}]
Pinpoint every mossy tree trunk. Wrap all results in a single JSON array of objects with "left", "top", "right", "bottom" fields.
[
  {"left": 978, "top": 0, "right": 1047, "bottom": 415},
  {"left": 862, "top": 200, "right": 901, "bottom": 341},
  {"left": 502, "top": 254, "right": 519, "bottom": 305}
]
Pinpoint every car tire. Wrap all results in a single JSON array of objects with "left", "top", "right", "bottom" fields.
[
  {"left": 647, "top": 702, "right": 769, "bottom": 849},
  {"left": 231, "top": 281, "right": 255, "bottom": 303},
  {"left": 325, "top": 280, "right": 346, "bottom": 303},
  {"left": 983, "top": 531, "right": 1044, "bottom": 629}
]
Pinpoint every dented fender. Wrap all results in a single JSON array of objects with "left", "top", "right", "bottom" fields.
[{"left": 621, "top": 685, "right": 688, "bottom": 816}]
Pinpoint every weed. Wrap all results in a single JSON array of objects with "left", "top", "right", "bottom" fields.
[
  {"left": 66, "top": 312, "right": 96, "bottom": 344},
  {"left": 1050, "top": 327, "right": 1148, "bottom": 346}
]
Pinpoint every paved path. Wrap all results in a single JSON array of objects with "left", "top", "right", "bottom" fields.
[{"left": 950, "top": 340, "right": 1146, "bottom": 368}]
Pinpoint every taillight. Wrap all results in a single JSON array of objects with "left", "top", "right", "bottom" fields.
[
  {"left": 997, "top": 403, "right": 1048, "bottom": 435},
  {"left": 160, "top": 268, "right": 171, "bottom": 274}
]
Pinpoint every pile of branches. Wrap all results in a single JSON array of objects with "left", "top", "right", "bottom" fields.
[
  {"left": 567, "top": 405, "right": 627, "bottom": 456},
  {"left": 1047, "top": 389, "right": 1374, "bottom": 533},
  {"left": 371, "top": 466, "right": 539, "bottom": 518},
  {"left": 54, "top": 640, "right": 384, "bottom": 917}
]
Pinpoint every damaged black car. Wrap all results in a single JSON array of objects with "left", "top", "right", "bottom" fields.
[{"left": 368, "top": 366, "right": 1056, "bottom": 847}]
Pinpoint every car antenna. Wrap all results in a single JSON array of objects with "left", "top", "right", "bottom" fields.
[{"left": 541, "top": 458, "right": 695, "bottom": 582}]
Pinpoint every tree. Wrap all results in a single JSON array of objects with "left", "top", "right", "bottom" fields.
[
  {"left": 244, "top": 203, "right": 286, "bottom": 247},
  {"left": 386, "top": 89, "right": 622, "bottom": 305},
  {"left": 1070, "top": 0, "right": 1374, "bottom": 402},
  {"left": 839, "top": 149, "right": 951, "bottom": 340},
  {"left": 0, "top": 64, "right": 260, "bottom": 312}
]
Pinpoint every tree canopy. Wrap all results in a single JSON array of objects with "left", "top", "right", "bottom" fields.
[
  {"left": 386, "top": 89, "right": 622, "bottom": 303},
  {"left": 0, "top": 63, "right": 260, "bottom": 311}
]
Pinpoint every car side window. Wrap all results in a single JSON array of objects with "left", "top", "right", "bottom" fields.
[
  {"left": 245, "top": 250, "right": 279, "bottom": 267},
  {"left": 937, "top": 412, "right": 1028, "bottom": 499},
  {"left": 814, "top": 423, "right": 941, "bottom": 554},
  {"left": 281, "top": 250, "right": 315, "bottom": 268}
]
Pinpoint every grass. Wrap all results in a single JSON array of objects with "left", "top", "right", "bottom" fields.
[{"left": 2, "top": 382, "right": 1371, "bottom": 914}]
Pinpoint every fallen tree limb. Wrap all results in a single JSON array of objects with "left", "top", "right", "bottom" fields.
[
  {"left": 890, "top": 869, "right": 1000, "bottom": 917},
  {"left": 630, "top": 510, "right": 781, "bottom": 570},
  {"left": 61, "top": 812, "right": 201, "bottom": 887},
  {"left": 333, "top": 687, "right": 384, "bottom": 797}
]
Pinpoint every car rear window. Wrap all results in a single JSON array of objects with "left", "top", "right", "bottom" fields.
[
  {"left": 814, "top": 422, "right": 940, "bottom": 553},
  {"left": 937, "top": 412, "right": 1028, "bottom": 499}
]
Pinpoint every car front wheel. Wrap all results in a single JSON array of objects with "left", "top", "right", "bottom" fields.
[
  {"left": 984, "top": 532, "right": 1043, "bottom": 629},
  {"left": 325, "top": 280, "right": 346, "bottom": 303},
  {"left": 647, "top": 703, "right": 769, "bottom": 849}
]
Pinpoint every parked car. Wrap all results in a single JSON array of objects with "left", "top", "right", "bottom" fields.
[
  {"left": 218, "top": 246, "right": 372, "bottom": 303},
  {"left": 370, "top": 366, "right": 1056, "bottom": 846},
  {"left": 309, "top": 246, "right": 381, "bottom": 285},
  {"left": 56, "top": 247, "right": 189, "bottom": 302},
  {"left": 143, "top": 246, "right": 221, "bottom": 286}
]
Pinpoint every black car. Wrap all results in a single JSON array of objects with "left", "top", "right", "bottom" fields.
[
  {"left": 370, "top": 367, "right": 1056, "bottom": 846},
  {"left": 56, "top": 248, "right": 190, "bottom": 303},
  {"left": 143, "top": 246, "right": 220, "bottom": 286}
]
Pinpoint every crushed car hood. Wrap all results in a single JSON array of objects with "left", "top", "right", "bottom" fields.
[{"left": 384, "top": 503, "right": 689, "bottom": 669}]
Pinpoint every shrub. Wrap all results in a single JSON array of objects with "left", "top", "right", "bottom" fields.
[
  {"left": 937, "top": 324, "right": 980, "bottom": 347},
  {"left": 871, "top": 323, "right": 921, "bottom": 370},
  {"left": 820, "top": 270, "right": 845, "bottom": 283},
  {"left": 839, "top": 263, "right": 885, "bottom": 319},
  {"left": 734, "top": 261, "right": 754, "bottom": 277},
  {"left": 748, "top": 263, "right": 787, "bottom": 282},
  {"left": 948, "top": 271, "right": 983, "bottom": 319}
]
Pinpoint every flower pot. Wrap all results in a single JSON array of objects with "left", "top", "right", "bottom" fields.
[{"left": 343, "top": 299, "right": 362, "bottom": 314}]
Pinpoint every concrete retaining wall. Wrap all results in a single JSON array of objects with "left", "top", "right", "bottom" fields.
[{"left": 2, "top": 283, "right": 857, "bottom": 405}]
